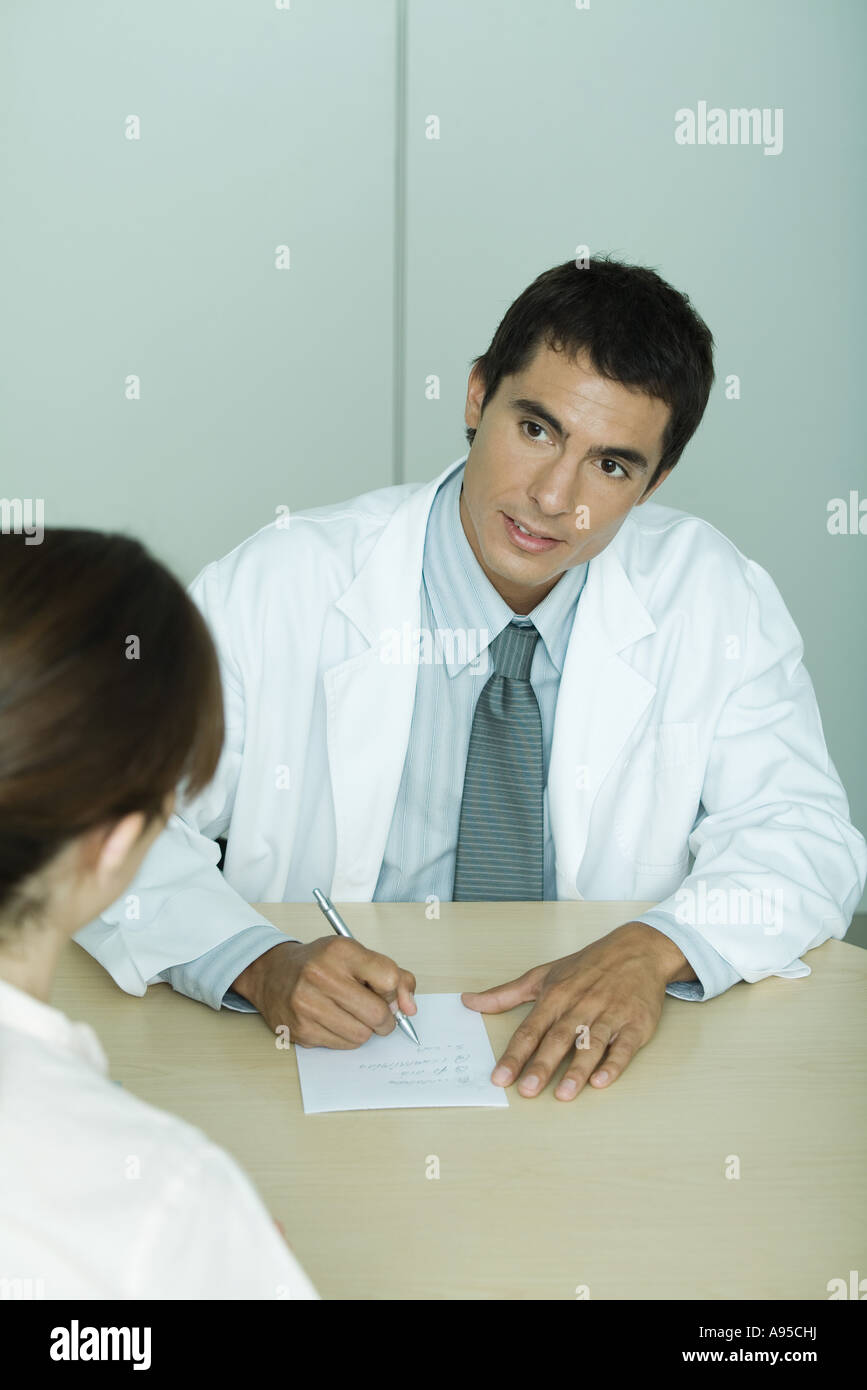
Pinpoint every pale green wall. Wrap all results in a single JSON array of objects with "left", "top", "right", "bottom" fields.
[
  {"left": 1, "top": 0, "right": 399, "bottom": 579},
  {"left": 3, "top": 0, "right": 865, "bottom": 902}
]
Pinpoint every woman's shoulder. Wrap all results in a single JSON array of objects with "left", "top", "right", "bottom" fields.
[{"left": 1, "top": 1024, "right": 318, "bottom": 1299}]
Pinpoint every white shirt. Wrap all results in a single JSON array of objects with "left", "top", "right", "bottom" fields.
[{"left": 0, "top": 976, "right": 318, "bottom": 1299}]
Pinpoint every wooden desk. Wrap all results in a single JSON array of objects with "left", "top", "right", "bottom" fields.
[{"left": 52, "top": 903, "right": 867, "bottom": 1300}]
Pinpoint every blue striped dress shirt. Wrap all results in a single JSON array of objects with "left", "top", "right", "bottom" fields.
[{"left": 374, "top": 462, "right": 586, "bottom": 901}]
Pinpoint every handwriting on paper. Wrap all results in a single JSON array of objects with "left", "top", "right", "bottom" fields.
[
  {"left": 359, "top": 1044, "right": 473, "bottom": 1085},
  {"left": 295, "top": 993, "right": 510, "bottom": 1113}
]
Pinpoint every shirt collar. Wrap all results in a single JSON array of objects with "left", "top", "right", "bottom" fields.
[
  {"left": 423, "top": 463, "right": 587, "bottom": 676},
  {"left": 0, "top": 973, "right": 108, "bottom": 1074}
]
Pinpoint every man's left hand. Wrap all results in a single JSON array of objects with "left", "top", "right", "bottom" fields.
[{"left": 461, "top": 920, "right": 695, "bottom": 1101}]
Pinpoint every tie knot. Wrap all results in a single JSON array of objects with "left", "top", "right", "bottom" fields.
[{"left": 490, "top": 621, "right": 539, "bottom": 680}]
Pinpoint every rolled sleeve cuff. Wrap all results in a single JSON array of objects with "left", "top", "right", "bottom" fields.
[
  {"left": 636, "top": 911, "right": 743, "bottom": 1002},
  {"left": 158, "top": 925, "right": 293, "bottom": 1013}
]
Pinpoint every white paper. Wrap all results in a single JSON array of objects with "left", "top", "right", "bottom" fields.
[{"left": 295, "top": 993, "right": 510, "bottom": 1113}]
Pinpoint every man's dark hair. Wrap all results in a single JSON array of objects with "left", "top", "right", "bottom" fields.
[{"left": 465, "top": 255, "right": 715, "bottom": 489}]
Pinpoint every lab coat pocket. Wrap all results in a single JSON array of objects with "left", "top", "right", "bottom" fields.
[{"left": 613, "top": 722, "right": 701, "bottom": 873}]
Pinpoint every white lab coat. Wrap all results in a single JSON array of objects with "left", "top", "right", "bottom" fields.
[{"left": 76, "top": 455, "right": 867, "bottom": 994}]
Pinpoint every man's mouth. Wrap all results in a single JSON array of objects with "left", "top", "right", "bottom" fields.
[{"left": 502, "top": 511, "right": 562, "bottom": 553}]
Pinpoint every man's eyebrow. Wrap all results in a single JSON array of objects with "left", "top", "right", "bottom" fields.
[{"left": 508, "top": 396, "right": 651, "bottom": 472}]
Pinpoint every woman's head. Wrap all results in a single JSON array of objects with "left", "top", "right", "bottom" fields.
[{"left": 0, "top": 530, "right": 224, "bottom": 941}]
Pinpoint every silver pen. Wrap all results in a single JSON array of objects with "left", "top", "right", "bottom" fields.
[{"left": 312, "top": 888, "right": 420, "bottom": 1046}]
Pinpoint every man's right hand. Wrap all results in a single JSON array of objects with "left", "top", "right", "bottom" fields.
[{"left": 231, "top": 937, "right": 417, "bottom": 1049}]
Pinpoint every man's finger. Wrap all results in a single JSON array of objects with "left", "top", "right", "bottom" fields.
[
  {"left": 385, "top": 968, "right": 417, "bottom": 1017},
  {"left": 321, "top": 943, "right": 417, "bottom": 1025},
  {"left": 516, "top": 1018, "right": 613, "bottom": 1098},
  {"left": 554, "top": 1023, "right": 642, "bottom": 1100},
  {"left": 461, "top": 964, "right": 545, "bottom": 1015},
  {"left": 489, "top": 998, "right": 560, "bottom": 1086},
  {"left": 587, "top": 1027, "right": 646, "bottom": 1090},
  {"left": 371, "top": 1005, "right": 398, "bottom": 1037},
  {"left": 314, "top": 942, "right": 417, "bottom": 1028},
  {"left": 350, "top": 944, "right": 413, "bottom": 1005},
  {"left": 294, "top": 986, "right": 377, "bottom": 1047},
  {"left": 302, "top": 952, "right": 397, "bottom": 1033}
]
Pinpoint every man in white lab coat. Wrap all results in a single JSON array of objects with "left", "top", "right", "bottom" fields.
[{"left": 77, "top": 256, "right": 867, "bottom": 1103}]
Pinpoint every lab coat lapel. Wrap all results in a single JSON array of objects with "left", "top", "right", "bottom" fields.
[
  {"left": 549, "top": 522, "right": 657, "bottom": 897},
  {"left": 325, "top": 457, "right": 465, "bottom": 900}
]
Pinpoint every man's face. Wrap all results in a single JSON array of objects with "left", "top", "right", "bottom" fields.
[{"left": 460, "top": 342, "right": 673, "bottom": 613}]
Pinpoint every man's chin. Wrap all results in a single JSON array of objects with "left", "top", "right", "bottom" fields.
[{"left": 485, "top": 547, "right": 564, "bottom": 590}]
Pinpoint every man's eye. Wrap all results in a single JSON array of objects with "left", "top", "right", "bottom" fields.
[
  {"left": 597, "top": 457, "right": 628, "bottom": 479},
  {"left": 520, "top": 420, "right": 550, "bottom": 443}
]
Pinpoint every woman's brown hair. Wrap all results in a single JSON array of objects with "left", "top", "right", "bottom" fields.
[{"left": 0, "top": 529, "right": 224, "bottom": 926}]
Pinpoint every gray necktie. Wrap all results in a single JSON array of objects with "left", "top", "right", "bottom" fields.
[{"left": 452, "top": 621, "right": 544, "bottom": 901}]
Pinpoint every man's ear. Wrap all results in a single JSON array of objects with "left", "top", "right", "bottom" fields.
[
  {"left": 464, "top": 362, "right": 487, "bottom": 434},
  {"left": 636, "top": 466, "right": 674, "bottom": 505}
]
